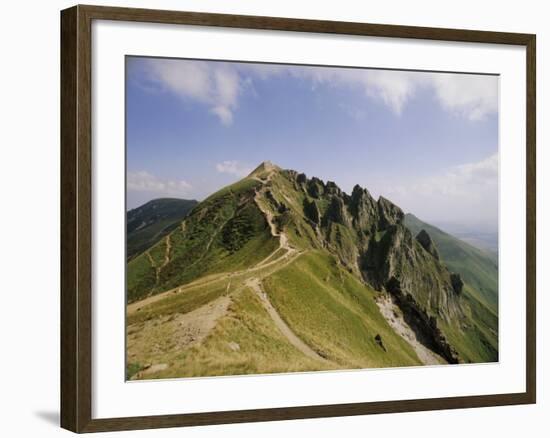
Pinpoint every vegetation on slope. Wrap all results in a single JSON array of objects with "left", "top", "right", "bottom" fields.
[
  {"left": 127, "top": 285, "right": 331, "bottom": 379},
  {"left": 127, "top": 198, "right": 197, "bottom": 260},
  {"left": 263, "top": 251, "right": 422, "bottom": 368},
  {"left": 404, "top": 213, "right": 498, "bottom": 312},
  {"left": 126, "top": 250, "right": 422, "bottom": 379},
  {"left": 126, "top": 162, "right": 499, "bottom": 379},
  {"left": 127, "top": 178, "right": 278, "bottom": 303},
  {"left": 403, "top": 214, "right": 498, "bottom": 363}
]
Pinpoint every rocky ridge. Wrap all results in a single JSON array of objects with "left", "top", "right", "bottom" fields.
[{"left": 268, "top": 167, "right": 465, "bottom": 363}]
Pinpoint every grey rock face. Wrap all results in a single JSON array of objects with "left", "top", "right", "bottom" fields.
[
  {"left": 450, "top": 273, "right": 464, "bottom": 295},
  {"left": 306, "top": 177, "right": 325, "bottom": 198},
  {"left": 377, "top": 196, "right": 404, "bottom": 229},
  {"left": 287, "top": 168, "right": 464, "bottom": 362},
  {"left": 323, "top": 196, "right": 350, "bottom": 227},
  {"left": 303, "top": 198, "right": 321, "bottom": 225},
  {"left": 349, "top": 185, "right": 379, "bottom": 231},
  {"left": 296, "top": 173, "right": 307, "bottom": 184},
  {"left": 416, "top": 229, "right": 440, "bottom": 260},
  {"left": 325, "top": 181, "right": 342, "bottom": 196}
]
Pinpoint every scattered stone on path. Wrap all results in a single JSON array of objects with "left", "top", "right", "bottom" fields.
[{"left": 228, "top": 341, "right": 240, "bottom": 352}]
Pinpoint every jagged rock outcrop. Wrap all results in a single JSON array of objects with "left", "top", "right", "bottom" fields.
[
  {"left": 303, "top": 198, "right": 320, "bottom": 225},
  {"left": 349, "top": 185, "right": 379, "bottom": 231},
  {"left": 361, "top": 224, "right": 461, "bottom": 321},
  {"left": 306, "top": 177, "right": 325, "bottom": 198},
  {"left": 296, "top": 172, "right": 307, "bottom": 185},
  {"left": 129, "top": 161, "right": 498, "bottom": 369},
  {"left": 282, "top": 167, "right": 467, "bottom": 362},
  {"left": 325, "top": 181, "right": 342, "bottom": 196},
  {"left": 385, "top": 276, "right": 460, "bottom": 363},
  {"left": 323, "top": 196, "right": 351, "bottom": 227},
  {"left": 416, "top": 229, "right": 440, "bottom": 260},
  {"left": 450, "top": 273, "right": 464, "bottom": 295},
  {"left": 378, "top": 196, "right": 404, "bottom": 229}
]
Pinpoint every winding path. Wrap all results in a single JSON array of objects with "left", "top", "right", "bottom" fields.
[
  {"left": 128, "top": 170, "right": 303, "bottom": 315},
  {"left": 246, "top": 278, "right": 327, "bottom": 362},
  {"left": 159, "top": 235, "right": 171, "bottom": 271},
  {"left": 129, "top": 168, "right": 326, "bottom": 366}
]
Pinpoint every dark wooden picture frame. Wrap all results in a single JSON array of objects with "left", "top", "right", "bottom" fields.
[{"left": 61, "top": 4, "right": 536, "bottom": 433}]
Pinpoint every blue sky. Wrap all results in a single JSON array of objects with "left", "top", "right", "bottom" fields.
[{"left": 126, "top": 57, "right": 499, "bottom": 231}]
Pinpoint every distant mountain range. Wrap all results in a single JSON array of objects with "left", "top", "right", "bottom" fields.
[
  {"left": 427, "top": 220, "right": 498, "bottom": 256},
  {"left": 126, "top": 162, "right": 498, "bottom": 380},
  {"left": 126, "top": 198, "right": 198, "bottom": 260},
  {"left": 404, "top": 214, "right": 498, "bottom": 313}
]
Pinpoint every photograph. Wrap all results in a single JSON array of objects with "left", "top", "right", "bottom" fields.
[{"left": 125, "top": 56, "right": 499, "bottom": 380}]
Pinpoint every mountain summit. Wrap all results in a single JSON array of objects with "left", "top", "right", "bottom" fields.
[
  {"left": 126, "top": 163, "right": 498, "bottom": 379},
  {"left": 248, "top": 160, "right": 281, "bottom": 177}
]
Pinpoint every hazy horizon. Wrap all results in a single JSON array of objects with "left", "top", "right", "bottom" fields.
[{"left": 126, "top": 57, "right": 499, "bottom": 232}]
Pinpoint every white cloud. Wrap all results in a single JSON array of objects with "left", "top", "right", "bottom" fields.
[
  {"left": 305, "top": 69, "right": 497, "bottom": 119},
  {"left": 145, "top": 59, "right": 241, "bottom": 125},
  {"left": 387, "top": 153, "right": 497, "bottom": 199},
  {"left": 127, "top": 171, "right": 192, "bottom": 196},
  {"left": 211, "top": 106, "right": 233, "bottom": 125},
  {"left": 285, "top": 67, "right": 417, "bottom": 115},
  {"left": 138, "top": 58, "right": 498, "bottom": 123},
  {"left": 241, "top": 65, "right": 497, "bottom": 119},
  {"left": 432, "top": 74, "right": 498, "bottom": 121},
  {"left": 382, "top": 153, "right": 498, "bottom": 226},
  {"left": 360, "top": 70, "right": 417, "bottom": 115},
  {"left": 242, "top": 65, "right": 415, "bottom": 114},
  {"left": 215, "top": 160, "right": 252, "bottom": 177},
  {"left": 454, "top": 153, "right": 499, "bottom": 185}
]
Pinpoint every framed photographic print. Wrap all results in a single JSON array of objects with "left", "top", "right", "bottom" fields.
[{"left": 60, "top": 5, "right": 536, "bottom": 433}]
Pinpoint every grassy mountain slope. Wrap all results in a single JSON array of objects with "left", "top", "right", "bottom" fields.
[
  {"left": 127, "top": 178, "right": 278, "bottom": 303},
  {"left": 127, "top": 198, "right": 197, "bottom": 260},
  {"left": 126, "top": 162, "right": 498, "bottom": 379},
  {"left": 127, "top": 249, "right": 422, "bottom": 378},
  {"left": 404, "top": 213, "right": 498, "bottom": 313},
  {"left": 263, "top": 251, "right": 422, "bottom": 368},
  {"left": 403, "top": 213, "right": 498, "bottom": 363}
]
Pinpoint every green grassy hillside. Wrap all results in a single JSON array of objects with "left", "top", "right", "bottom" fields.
[
  {"left": 127, "top": 198, "right": 197, "bottom": 260},
  {"left": 126, "top": 249, "right": 422, "bottom": 379},
  {"left": 127, "top": 178, "right": 278, "bottom": 303},
  {"left": 263, "top": 251, "right": 422, "bottom": 368},
  {"left": 403, "top": 213, "right": 498, "bottom": 363},
  {"left": 126, "top": 162, "right": 499, "bottom": 379},
  {"left": 404, "top": 213, "right": 498, "bottom": 313}
]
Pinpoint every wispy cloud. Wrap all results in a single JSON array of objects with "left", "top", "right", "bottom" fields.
[
  {"left": 293, "top": 68, "right": 497, "bottom": 119},
  {"left": 432, "top": 74, "right": 498, "bottom": 121},
  {"left": 135, "top": 58, "right": 498, "bottom": 124},
  {"left": 383, "top": 153, "right": 498, "bottom": 225},
  {"left": 127, "top": 170, "right": 193, "bottom": 196},
  {"left": 215, "top": 160, "right": 253, "bottom": 178},
  {"left": 238, "top": 63, "right": 497, "bottom": 119},
  {"left": 143, "top": 59, "right": 241, "bottom": 125},
  {"left": 388, "top": 153, "right": 498, "bottom": 198},
  {"left": 240, "top": 64, "right": 417, "bottom": 115}
]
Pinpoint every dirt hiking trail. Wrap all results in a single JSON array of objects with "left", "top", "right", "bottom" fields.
[{"left": 246, "top": 277, "right": 328, "bottom": 363}]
